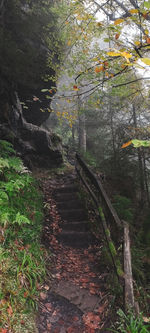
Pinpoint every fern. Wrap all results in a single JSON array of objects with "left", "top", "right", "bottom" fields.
[
  {"left": 7, "top": 157, "right": 24, "bottom": 172},
  {"left": 0, "top": 158, "right": 10, "bottom": 172},
  {"left": 0, "top": 212, "right": 10, "bottom": 226},
  {"left": 0, "top": 190, "right": 9, "bottom": 205},
  {"left": 1, "top": 178, "right": 26, "bottom": 194},
  {"left": 13, "top": 212, "right": 31, "bottom": 225},
  {"left": 0, "top": 140, "right": 15, "bottom": 157}
]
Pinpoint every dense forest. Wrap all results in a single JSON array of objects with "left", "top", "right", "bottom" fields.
[{"left": 0, "top": 0, "right": 150, "bottom": 332}]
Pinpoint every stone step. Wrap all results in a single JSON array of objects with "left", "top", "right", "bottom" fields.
[
  {"left": 54, "top": 192, "right": 78, "bottom": 202},
  {"left": 57, "top": 200, "right": 83, "bottom": 210},
  {"left": 63, "top": 221, "right": 89, "bottom": 232},
  {"left": 57, "top": 231, "right": 94, "bottom": 248},
  {"left": 52, "top": 281, "right": 103, "bottom": 313},
  {"left": 59, "top": 208, "right": 87, "bottom": 221},
  {"left": 54, "top": 185, "right": 78, "bottom": 194}
]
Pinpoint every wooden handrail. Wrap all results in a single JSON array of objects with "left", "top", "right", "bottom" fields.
[
  {"left": 76, "top": 153, "right": 122, "bottom": 228},
  {"left": 75, "top": 153, "right": 136, "bottom": 313}
]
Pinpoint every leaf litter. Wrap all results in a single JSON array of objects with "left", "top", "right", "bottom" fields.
[{"left": 37, "top": 176, "right": 113, "bottom": 332}]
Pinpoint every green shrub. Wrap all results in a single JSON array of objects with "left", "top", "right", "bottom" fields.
[
  {"left": 109, "top": 309, "right": 150, "bottom": 333},
  {"left": 0, "top": 140, "right": 46, "bottom": 331},
  {"left": 113, "top": 195, "right": 133, "bottom": 223}
]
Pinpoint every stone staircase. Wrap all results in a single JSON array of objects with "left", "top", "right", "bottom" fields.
[
  {"left": 53, "top": 181, "right": 95, "bottom": 248},
  {"left": 37, "top": 173, "right": 110, "bottom": 333}
]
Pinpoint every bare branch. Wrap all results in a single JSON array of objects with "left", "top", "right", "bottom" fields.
[{"left": 113, "top": 77, "right": 150, "bottom": 88}]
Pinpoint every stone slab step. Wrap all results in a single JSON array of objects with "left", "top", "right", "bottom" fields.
[
  {"left": 59, "top": 208, "right": 87, "bottom": 221},
  {"left": 54, "top": 185, "right": 78, "bottom": 194},
  {"left": 63, "top": 221, "right": 89, "bottom": 232},
  {"left": 52, "top": 280, "right": 102, "bottom": 313},
  {"left": 57, "top": 200, "right": 83, "bottom": 210},
  {"left": 54, "top": 192, "right": 78, "bottom": 202},
  {"left": 57, "top": 231, "right": 94, "bottom": 248}
]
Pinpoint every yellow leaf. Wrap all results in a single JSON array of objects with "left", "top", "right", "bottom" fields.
[
  {"left": 114, "top": 18, "right": 124, "bottom": 25},
  {"left": 121, "top": 51, "right": 132, "bottom": 62},
  {"left": 141, "top": 58, "right": 150, "bottom": 65},
  {"left": 92, "top": 57, "right": 99, "bottom": 61},
  {"left": 107, "top": 51, "right": 120, "bottom": 57},
  {"left": 145, "top": 29, "right": 149, "bottom": 35},
  {"left": 134, "top": 41, "right": 141, "bottom": 46},
  {"left": 97, "top": 22, "right": 102, "bottom": 27},
  {"left": 129, "top": 9, "right": 139, "bottom": 14},
  {"left": 121, "top": 140, "right": 132, "bottom": 148},
  {"left": 122, "top": 51, "right": 132, "bottom": 59}
]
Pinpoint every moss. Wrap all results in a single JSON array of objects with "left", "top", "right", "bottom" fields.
[
  {"left": 98, "top": 206, "right": 105, "bottom": 220},
  {"left": 109, "top": 241, "right": 117, "bottom": 257},
  {"left": 105, "top": 228, "right": 110, "bottom": 237}
]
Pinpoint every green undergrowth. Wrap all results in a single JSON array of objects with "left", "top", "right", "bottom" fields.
[
  {"left": 0, "top": 140, "right": 46, "bottom": 332},
  {"left": 109, "top": 308, "right": 150, "bottom": 333}
]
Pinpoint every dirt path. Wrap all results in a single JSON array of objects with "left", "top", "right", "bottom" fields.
[{"left": 36, "top": 172, "right": 113, "bottom": 332}]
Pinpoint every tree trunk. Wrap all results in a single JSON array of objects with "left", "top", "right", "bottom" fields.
[
  {"left": 78, "top": 113, "right": 86, "bottom": 153},
  {"left": 132, "top": 104, "right": 145, "bottom": 205},
  {"left": 109, "top": 98, "right": 117, "bottom": 172},
  {"left": 142, "top": 148, "right": 150, "bottom": 204}
]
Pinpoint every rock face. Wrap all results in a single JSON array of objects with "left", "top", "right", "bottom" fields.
[
  {"left": 0, "top": 83, "right": 63, "bottom": 168},
  {"left": 19, "top": 76, "right": 56, "bottom": 126},
  {"left": 0, "top": 0, "right": 63, "bottom": 167}
]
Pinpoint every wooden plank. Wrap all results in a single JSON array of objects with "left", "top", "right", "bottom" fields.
[
  {"left": 76, "top": 166, "right": 98, "bottom": 207},
  {"left": 123, "top": 221, "right": 135, "bottom": 311}
]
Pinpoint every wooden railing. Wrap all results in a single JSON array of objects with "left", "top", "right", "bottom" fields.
[{"left": 75, "top": 153, "right": 136, "bottom": 313}]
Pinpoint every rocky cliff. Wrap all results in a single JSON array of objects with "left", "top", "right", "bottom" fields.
[{"left": 0, "top": 0, "right": 63, "bottom": 168}]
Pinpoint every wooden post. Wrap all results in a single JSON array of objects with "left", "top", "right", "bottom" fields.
[{"left": 123, "top": 221, "right": 135, "bottom": 311}]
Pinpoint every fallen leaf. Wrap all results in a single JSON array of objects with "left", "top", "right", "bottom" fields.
[
  {"left": 143, "top": 316, "right": 150, "bottom": 323},
  {"left": 52, "top": 310, "right": 57, "bottom": 316},
  {"left": 45, "top": 303, "right": 52, "bottom": 311},
  {"left": 40, "top": 292, "right": 47, "bottom": 300},
  {"left": 24, "top": 291, "right": 28, "bottom": 298},
  {"left": 83, "top": 312, "right": 101, "bottom": 329},
  {"left": 67, "top": 327, "right": 74, "bottom": 333},
  {"left": 47, "top": 322, "right": 52, "bottom": 330},
  {"left": 7, "top": 305, "right": 13, "bottom": 316},
  {"left": 44, "top": 285, "right": 49, "bottom": 290}
]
